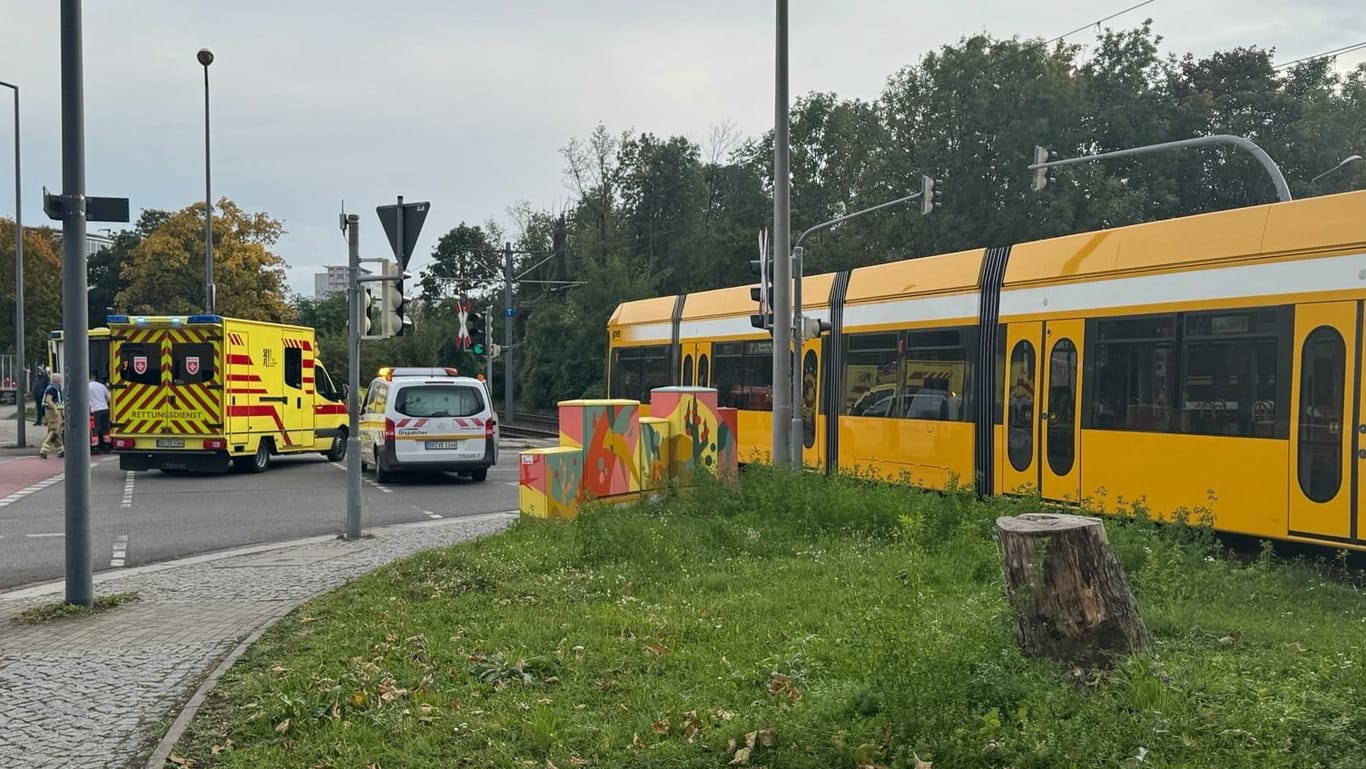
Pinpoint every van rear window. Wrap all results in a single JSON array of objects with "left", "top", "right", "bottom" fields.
[
  {"left": 173, "top": 343, "right": 215, "bottom": 385},
  {"left": 119, "top": 343, "right": 160, "bottom": 386},
  {"left": 394, "top": 385, "right": 485, "bottom": 418}
]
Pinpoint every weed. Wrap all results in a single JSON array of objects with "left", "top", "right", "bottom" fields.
[{"left": 15, "top": 592, "right": 139, "bottom": 624}]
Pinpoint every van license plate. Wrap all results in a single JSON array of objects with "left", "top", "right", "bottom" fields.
[
  {"left": 156, "top": 438, "right": 185, "bottom": 448},
  {"left": 425, "top": 440, "right": 460, "bottom": 450}
]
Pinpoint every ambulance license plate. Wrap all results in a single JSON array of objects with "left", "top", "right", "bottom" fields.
[
  {"left": 425, "top": 440, "right": 460, "bottom": 450},
  {"left": 156, "top": 438, "right": 185, "bottom": 448}
]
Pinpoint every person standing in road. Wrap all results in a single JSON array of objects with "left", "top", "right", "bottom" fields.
[
  {"left": 31, "top": 365, "right": 49, "bottom": 426},
  {"left": 89, "top": 376, "right": 112, "bottom": 454},
  {"left": 40, "top": 372, "right": 64, "bottom": 459}
]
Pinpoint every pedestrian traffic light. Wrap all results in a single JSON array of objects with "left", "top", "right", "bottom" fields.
[
  {"left": 468, "top": 311, "right": 486, "bottom": 356},
  {"left": 749, "top": 256, "right": 774, "bottom": 332},
  {"left": 382, "top": 261, "right": 413, "bottom": 337},
  {"left": 1031, "top": 145, "right": 1059, "bottom": 191},
  {"left": 920, "top": 175, "right": 943, "bottom": 215}
]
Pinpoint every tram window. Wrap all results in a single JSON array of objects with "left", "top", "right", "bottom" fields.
[
  {"left": 712, "top": 343, "right": 742, "bottom": 409},
  {"left": 609, "top": 347, "right": 642, "bottom": 401},
  {"left": 1047, "top": 338, "right": 1078, "bottom": 476},
  {"left": 1007, "top": 340, "right": 1036, "bottom": 471},
  {"left": 682, "top": 355, "right": 694, "bottom": 386},
  {"left": 902, "top": 327, "right": 973, "bottom": 421},
  {"left": 697, "top": 354, "right": 710, "bottom": 388},
  {"left": 1180, "top": 309, "right": 1285, "bottom": 438},
  {"left": 1087, "top": 314, "right": 1177, "bottom": 432},
  {"left": 639, "top": 346, "right": 670, "bottom": 404},
  {"left": 713, "top": 342, "right": 769, "bottom": 411},
  {"left": 1297, "top": 327, "right": 1346, "bottom": 503},
  {"left": 741, "top": 340, "right": 774, "bottom": 412},
  {"left": 802, "top": 350, "right": 818, "bottom": 448},
  {"left": 845, "top": 332, "right": 899, "bottom": 417}
]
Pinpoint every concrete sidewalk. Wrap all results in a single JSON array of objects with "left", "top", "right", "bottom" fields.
[{"left": 0, "top": 511, "right": 519, "bottom": 769}]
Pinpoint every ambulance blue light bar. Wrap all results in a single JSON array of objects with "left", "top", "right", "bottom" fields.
[
  {"left": 187, "top": 314, "right": 223, "bottom": 324},
  {"left": 105, "top": 314, "right": 129, "bottom": 324}
]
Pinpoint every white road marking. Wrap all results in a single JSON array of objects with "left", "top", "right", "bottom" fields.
[
  {"left": 121, "top": 472, "right": 135, "bottom": 509},
  {"left": 421, "top": 510, "right": 443, "bottom": 520},
  {"left": 0, "top": 474, "right": 65, "bottom": 509},
  {"left": 111, "top": 534, "right": 128, "bottom": 568},
  {"left": 330, "top": 461, "right": 393, "bottom": 493},
  {"left": 27, "top": 532, "right": 63, "bottom": 538}
]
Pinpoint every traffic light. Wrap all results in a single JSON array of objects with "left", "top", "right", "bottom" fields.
[
  {"left": 360, "top": 287, "right": 374, "bottom": 336},
  {"left": 749, "top": 255, "right": 774, "bottom": 332},
  {"left": 382, "top": 260, "right": 413, "bottom": 337},
  {"left": 1031, "top": 145, "right": 1059, "bottom": 191},
  {"left": 920, "top": 175, "right": 943, "bottom": 215},
  {"left": 467, "top": 310, "right": 486, "bottom": 356}
]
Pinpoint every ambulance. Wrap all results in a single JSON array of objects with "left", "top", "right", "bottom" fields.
[{"left": 106, "top": 313, "right": 350, "bottom": 473}]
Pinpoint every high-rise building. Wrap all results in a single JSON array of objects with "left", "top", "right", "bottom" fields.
[{"left": 314, "top": 265, "right": 369, "bottom": 298}]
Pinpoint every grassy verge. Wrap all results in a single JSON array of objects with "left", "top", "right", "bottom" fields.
[
  {"left": 16, "top": 591, "right": 140, "bottom": 623},
  {"left": 175, "top": 469, "right": 1366, "bottom": 768}
]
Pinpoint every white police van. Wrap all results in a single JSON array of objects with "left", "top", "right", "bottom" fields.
[{"left": 358, "top": 367, "right": 498, "bottom": 482}]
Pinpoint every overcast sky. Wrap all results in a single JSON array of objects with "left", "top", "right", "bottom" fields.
[{"left": 1, "top": 1, "right": 1363, "bottom": 298}]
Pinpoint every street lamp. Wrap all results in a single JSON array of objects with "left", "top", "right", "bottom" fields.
[
  {"left": 1309, "top": 154, "right": 1363, "bottom": 189},
  {"left": 197, "top": 48, "right": 214, "bottom": 314},
  {"left": 0, "top": 79, "right": 24, "bottom": 448}
]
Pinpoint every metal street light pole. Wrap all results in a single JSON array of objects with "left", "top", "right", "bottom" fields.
[
  {"left": 0, "top": 79, "right": 24, "bottom": 448},
  {"left": 59, "top": 0, "right": 92, "bottom": 607},
  {"left": 197, "top": 48, "right": 214, "bottom": 314},
  {"left": 1309, "top": 154, "right": 1363, "bottom": 189},
  {"left": 786, "top": 190, "right": 927, "bottom": 464},
  {"left": 1029, "top": 135, "right": 1293, "bottom": 202}
]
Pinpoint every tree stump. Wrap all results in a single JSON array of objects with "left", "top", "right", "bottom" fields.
[{"left": 996, "top": 513, "right": 1150, "bottom": 667}]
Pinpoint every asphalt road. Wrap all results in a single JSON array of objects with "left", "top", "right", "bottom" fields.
[{"left": 0, "top": 444, "right": 528, "bottom": 591}]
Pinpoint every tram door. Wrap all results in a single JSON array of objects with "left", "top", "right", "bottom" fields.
[
  {"left": 1000, "top": 320, "right": 1084, "bottom": 501},
  {"left": 1289, "top": 301, "right": 1356, "bottom": 541},
  {"left": 679, "top": 342, "right": 712, "bottom": 387}
]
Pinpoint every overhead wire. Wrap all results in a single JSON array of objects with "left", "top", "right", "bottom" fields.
[{"left": 1273, "top": 40, "right": 1366, "bottom": 70}]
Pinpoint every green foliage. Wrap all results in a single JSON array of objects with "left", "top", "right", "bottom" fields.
[
  {"left": 117, "top": 199, "right": 295, "bottom": 322},
  {"left": 0, "top": 219, "right": 62, "bottom": 366},
  {"left": 499, "top": 25, "right": 1366, "bottom": 409},
  {"left": 290, "top": 294, "right": 347, "bottom": 336}
]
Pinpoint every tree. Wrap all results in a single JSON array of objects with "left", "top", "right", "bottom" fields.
[
  {"left": 117, "top": 198, "right": 294, "bottom": 321},
  {"left": 418, "top": 223, "right": 502, "bottom": 302},
  {"left": 88, "top": 209, "right": 171, "bottom": 323},
  {"left": 291, "top": 293, "right": 348, "bottom": 336},
  {"left": 0, "top": 219, "right": 63, "bottom": 369}
]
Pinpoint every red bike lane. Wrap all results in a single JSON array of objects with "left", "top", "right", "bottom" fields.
[{"left": 0, "top": 456, "right": 67, "bottom": 501}]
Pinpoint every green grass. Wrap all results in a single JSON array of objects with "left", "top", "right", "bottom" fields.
[
  {"left": 174, "top": 469, "right": 1366, "bottom": 768},
  {"left": 16, "top": 591, "right": 140, "bottom": 623}
]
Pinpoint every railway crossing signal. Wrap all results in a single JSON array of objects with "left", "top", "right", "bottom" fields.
[
  {"left": 468, "top": 310, "right": 486, "bottom": 355},
  {"left": 749, "top": 230, "right": 774, "bottom": 333}
]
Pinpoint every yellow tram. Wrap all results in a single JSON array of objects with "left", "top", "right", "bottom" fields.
[{"left": 607, "top": 189, "right": 1366, "bottom": 551}]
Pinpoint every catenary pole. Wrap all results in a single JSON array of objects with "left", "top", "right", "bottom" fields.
[{"left": 771, "top": 0, "right": 793, "bottom": 467}]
